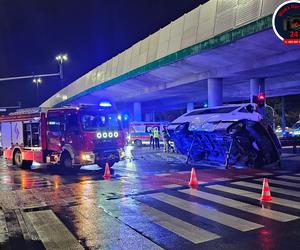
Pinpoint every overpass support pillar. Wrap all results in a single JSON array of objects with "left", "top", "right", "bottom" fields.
[
  {"left": 250, "top": 78, "right": 265, "bottom": 102},
  {"left": 208, "top": 78, "right": 223, "bottom": 107},
  {"left": 145, "top": 112, "right": 155, "bottom": 122},
  {"left": 186, "top": 102, "right": 194, "bottom": 113},
  {"left": 133, "top": 102, "right": 142, "bottom": 122}
]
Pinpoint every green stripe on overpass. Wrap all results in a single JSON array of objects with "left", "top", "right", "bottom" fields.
[{"left": 55, "top": 15, "right": 272, "bottom": 107}]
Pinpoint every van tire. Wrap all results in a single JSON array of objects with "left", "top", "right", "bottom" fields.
[
  {"left": 13, "top": 149, "right": 32, "bottom": 169},
  {"left": 134, "top": 139, "right": 142, "bottom": 147}
]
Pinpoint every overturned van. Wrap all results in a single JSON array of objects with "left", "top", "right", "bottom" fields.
[{"left": 168, "top": 104, "right": 281, "bottom": 168}]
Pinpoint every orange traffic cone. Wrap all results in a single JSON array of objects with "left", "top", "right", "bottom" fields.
[
  {"left": 260, "top": 178, "right": 272, "bottom": 201},
  {"left": 103, "top": 162, "right": 111, "bottom": 179},
  {"left": 189, "top": 168, "right": 198, "bottom": 187}
]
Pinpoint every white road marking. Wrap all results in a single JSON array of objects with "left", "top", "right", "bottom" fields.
[
  {"left": 27, "top": 210, "right": 83, "bottom": 250},
  {"left": 277, "top": 175, "right": 300, "bottom": 181},
  {"left": 236, "top": 175, "right": 253, "bottom": 179},
  {"left": 233, "top": 181, "right": 300, "bottom": 198},
  {"left": 155, "top": 173, "right": 171, "bottom": 177},
  {"left": 0, "top": 209, "right": 7, "bottom": 235},
  {"left": 148, "top": 193, "right": 263, "bottom": 232},
  {"left": 178, "top": 171, "right": 191, "bottom": 174},
  {"left": 208, "top": 185, "right": 300, "bottom": 210},
  {"left": 180, "top": 189, "right": 298, "bottom": 222},
  {"left": 213, "top": 177, "right": 232, "bottom": 182},
  {"left": 256, "top": 178, "right": 300, "bottom": 188},
  {"left": 255, "top": 173, "right": 273, "bottom": 176},
  {"left": 162, "top": 184, "right": 182, "bottom": 189},
  {"left": 140, "top": 204, "right": 220, "bottom": 243}
]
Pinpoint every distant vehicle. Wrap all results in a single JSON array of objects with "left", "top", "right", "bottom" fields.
[
  {"left": 283, "top": 121, "right": 300, "bottom": 137},
  {"left": 127, "top": 122, "right": 168, "bottom": 146},
  {"left": 168, "top": 103, "right": 281, "bottom": 168},
  {"left": 275, "top": 126, "right": 292, "bottom": 137},
  {"left": 0, "top": 104, "right": 125, "bottom": 170}
]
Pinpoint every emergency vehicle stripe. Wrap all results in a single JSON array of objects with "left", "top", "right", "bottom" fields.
[
  {"left": 276, "top": 175, "right": 300, "bottom": 181},
  {"left": 208, "top": 185, "right": 300, "bottom": 210},
  {"left": 255, "top": 178, "right": 300, "bottom": 188},
  {"left": 232, "top": 181, "right": 300, "bottom": 198},
  {"left": 148, "top": 193, "right": 263, "bottom": 232},
  {"left": 140, "top": 204, "right": 220, "bottom": 244},
  {"left": 179, "top": 189, "right": 298, "bottom": 222},
  {"left": 27, "top": 210, "right": 83, "bottom": 250}
]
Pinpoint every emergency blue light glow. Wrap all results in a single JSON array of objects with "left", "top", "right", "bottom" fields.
[
  {"left": 99, "top": 101, "right": 112, "bottom": 107},
  {"left": 123, "top": 114, "right": 129, "bottom": 120}
]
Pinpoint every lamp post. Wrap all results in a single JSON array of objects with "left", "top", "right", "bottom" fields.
[
  {"left": 33, "top": 77, "right": 42, "bottom": 105},
  {"left": 55, "top": 54, "right": 68, "bottom": 89}
]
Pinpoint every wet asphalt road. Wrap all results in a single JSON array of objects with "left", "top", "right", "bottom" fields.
[{"left": 1, "top": 147, "right": 300, "bottom": 249}]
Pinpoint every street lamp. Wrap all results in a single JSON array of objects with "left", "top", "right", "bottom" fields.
[
  {"left": 55, "top": 53, "right": 68, "bottom": 89},
  {"left": 33, "top": 77, "right": 42, "bottom": 105}
]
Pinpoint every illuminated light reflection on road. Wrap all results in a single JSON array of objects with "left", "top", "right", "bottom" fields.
[
  {"left": 53, "top": 175, "right": 61, "bottom": 189},
  {"left": 258, "top": 228, "right": 274, "bottom": 250}
]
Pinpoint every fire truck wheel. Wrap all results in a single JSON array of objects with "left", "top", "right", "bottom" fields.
[
  {"left": 13, "top": 150, "right": 32, "bottom": 169},
  {"left": 60, "top": 151, "right": 73, "bottom": 169}
]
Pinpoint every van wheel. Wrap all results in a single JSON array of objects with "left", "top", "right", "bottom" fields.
[
  {"left": 13, "top": 150, "right": 32, "bottom": 169},
  {"left": 134, "top": 139, "right": 142, "bottom": 147},
  {"left": 60, "top": 151, "right": 73, "bottom": 169}
]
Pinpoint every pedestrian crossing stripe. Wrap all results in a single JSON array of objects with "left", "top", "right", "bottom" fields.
[
  {"left": 148, "top": 192, "right": 263, "bottom": 232},
  {"left": 27, "top": 210, "right": 83, "bottom": 250},
  {"left": 276, "top": 175, "right": 300, "bottom": 181},
  {"left": 208, "top": 184, "right": 300, "bottom": 210},
  {"left": 140, "top": 203, "right": 220, "bottom": 244},
  {"left": 232, "top": 181, "right": 300, "bottom": 198},
  {"left": 256, "top": 178, "right": 300, "bottom": 188},
  {"left": 179, "top": 188, "right": 298, "bottom": 222}
]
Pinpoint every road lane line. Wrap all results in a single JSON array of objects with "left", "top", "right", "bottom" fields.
[
  {"left": 27, "top": 210, "right": 83, "bottom": 250},
  {"left": 162, "top": 184, "right": 182, "bottom": 189},
  {"left": 255, "top": 178, "right": 300, "bottom": 188},
  {"left": 233, "top": 181, "right": 300, "bottom": 198},
  {"left": 236, "top": 175, "right": 253, "bottom": 179},
  {"left": 0, "top": 209, "right": 7, "bottom": 235},
  {"left": 178, "top": 171, "right": 191, "bottom": 174},
  {"left": 140, "top": 204, "right": 220, "bottom": 244},
  {"left": 213, "top": 177, "right": 232, "bottom": 182},
  {"left": 148, "top": 193, "right": 263, "bottom": 232},
  {"left": 208, "top": 185, "right": 300, "bottom": 210},
  {"left": 155, "top": 173, "right": 171, "bottom": 177},
  {"left": 276, "top": 175, "right": 300, "bottom": 181},
  {"left": 255, "top": 173, "right": 274, "bottom": 176},
  {"left": 179, "top": 189, "right": 298, "bottom": 222}
]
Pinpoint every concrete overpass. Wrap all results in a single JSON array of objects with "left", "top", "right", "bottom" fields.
[{"left": 42, "top": 0, "right": 300, "bottom": 120}]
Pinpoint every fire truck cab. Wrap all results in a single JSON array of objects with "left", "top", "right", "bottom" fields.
[{"left": 0, "top": 104, "right": 125, "bottom": 170}]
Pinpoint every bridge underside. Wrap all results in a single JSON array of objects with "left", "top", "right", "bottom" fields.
[{"left": 67, "top": 28, "right": 300, "bottom": 113}]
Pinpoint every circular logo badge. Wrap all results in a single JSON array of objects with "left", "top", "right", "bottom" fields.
[{"left": 272, "top": 0, "right": 300, "bottom": 44}]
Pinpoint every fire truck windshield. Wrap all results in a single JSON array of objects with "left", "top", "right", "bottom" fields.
[{"left": 80, "top": 112, "right": 120, "bottom": 131}]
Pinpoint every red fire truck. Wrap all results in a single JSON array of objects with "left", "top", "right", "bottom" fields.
[{"left": 0, "top": 104, "right": 125, "bottom": 170}]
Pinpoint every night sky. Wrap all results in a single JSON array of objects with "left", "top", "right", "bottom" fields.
[{"left": 0, "top": 0, "right": 206, "bottom": 108}]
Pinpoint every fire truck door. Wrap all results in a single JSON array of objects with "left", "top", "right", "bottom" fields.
[
  {"left": 64, "top": 112, "right": 82, "bottom": 152},
  {"left": 46, "top": 111, "right": 63, "bottom": 152}
]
